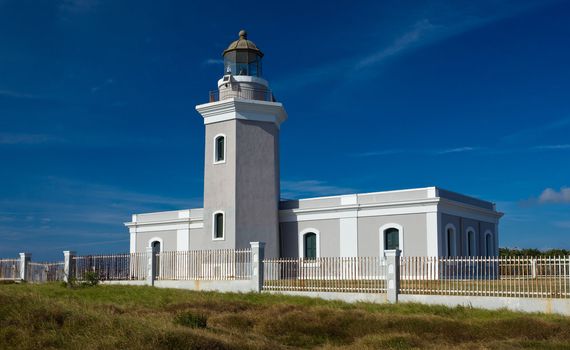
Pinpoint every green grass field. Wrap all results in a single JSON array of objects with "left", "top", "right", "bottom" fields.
[{"left": 1, "top": 283, "right": 570, "bottom": 349}]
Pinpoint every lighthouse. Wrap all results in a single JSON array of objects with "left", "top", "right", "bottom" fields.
[{"left": 195, "top": 30, "right": 287, "bottom": 257}]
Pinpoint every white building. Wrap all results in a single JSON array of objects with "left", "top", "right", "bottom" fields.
[{"left": 125, "top": 30, "right": 503, "bottom": 259}]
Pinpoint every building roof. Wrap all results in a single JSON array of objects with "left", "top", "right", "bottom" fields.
[{"left": 222, "top": 30, "right": 263, "bottom": 57}]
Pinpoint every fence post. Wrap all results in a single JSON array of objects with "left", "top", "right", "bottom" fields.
[
  {"left": 531, "top": 258, "right": 537, "bottom": 279},
  {"left": 19, "top": 252, "right": 31, "bottom": 282},
  {"left": 146, "top": 247, "right": 155, "bottom": 286},
  {"left": 250, "top": 242, "right": 265, "bottom": 293},
  {"left": 63, "top": 251, "right": 76, "bottom": 284},
  {"left": 385, "top": 249, "right": 401, "bottom": 303}
]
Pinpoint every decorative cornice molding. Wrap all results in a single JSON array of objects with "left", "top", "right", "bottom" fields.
[{"left": 195, "top": 98, "right": 288, "bottom": 126}]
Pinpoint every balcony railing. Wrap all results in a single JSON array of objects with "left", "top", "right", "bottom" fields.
[{"left": 209, "top": 86, "right": 275, "bottom": 103}]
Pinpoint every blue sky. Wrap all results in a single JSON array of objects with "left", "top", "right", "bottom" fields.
[{"left": 1, "top": 0, "right": 569, "bottom": 260}]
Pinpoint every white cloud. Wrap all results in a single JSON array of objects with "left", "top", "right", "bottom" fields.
[
  {"left": 281, "top": 180, "right": 356, "bottom": 199},
  {"left": 538, "top": 187, "right": 570, "bottom": 204}
]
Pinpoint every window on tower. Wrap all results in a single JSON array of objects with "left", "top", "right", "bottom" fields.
[
  {"left": 214, "top": 135, "right": 225, "bottom": 163},
  {"left": 213, "top": 212, "right": 224, "bottom": 240}
]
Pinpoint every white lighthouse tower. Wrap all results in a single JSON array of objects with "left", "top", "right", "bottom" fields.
[{"left": 195, "top": 30, "right": 287, "bottom": 258}]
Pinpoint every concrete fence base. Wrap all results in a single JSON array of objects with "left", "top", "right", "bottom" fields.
[
  {"left": 399, "top": 294, "right": 570, "bottom": 316},
  {"left": 102, "top": 279, "right": 257, "bottom": 293}
]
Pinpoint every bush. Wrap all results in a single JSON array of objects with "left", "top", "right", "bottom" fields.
[
  {"left": 174, "top": 311, "right": 208, "bottom": 329},
  {"left": 82, "top": 271, "right": 100, "bottom": 287}
]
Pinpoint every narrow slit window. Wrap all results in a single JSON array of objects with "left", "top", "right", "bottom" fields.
[
  {"left": 214, "top": 212, "right": 224, "bottom": 239},
  {"left": 215, "top": 136, "right": 225, "bottom": 162},
  {"left": 467, "top": 230, "right": 476, "bottom": 256},
  {"left": 485, "top": 233, "right": 493, "bottom": 256},
  {"left": 447, "top": 227, "right": 456, "bottom": 257}
]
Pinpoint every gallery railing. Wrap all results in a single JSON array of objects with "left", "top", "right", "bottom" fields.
[{"left": 209, "top": 86, "right": 275, "bottom": 102}]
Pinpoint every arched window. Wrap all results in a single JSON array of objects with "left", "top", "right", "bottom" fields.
[
  {"left": 214, "top": 135, "right": 225, "bottom": 163},
  {"left": 467, "top": 229, "right": 476, "bottom": 256},
  {"left": 304, "top": 232, "right": 317, "bottom": 260},
  {"left": 379, "top": 224, "right": 404, "bottom": 256},
  {"left": 151, "top": 240, "right": 161, "bottom": 253},
  {"left": 446, "top": 224, "right": 457, "bottom": 257},
  {"left": 213, "top": 212, "right": 224, "bottom": 239},
  {"left": 384, "top": 228, "right": 400, "bottom": 250},
  {"left": 485, "top": 232, "right": 494, "bottom": 256}
]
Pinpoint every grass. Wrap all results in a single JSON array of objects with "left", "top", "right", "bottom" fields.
[{"left": 1, "top": 283, "right": 570, "bottom": 349}]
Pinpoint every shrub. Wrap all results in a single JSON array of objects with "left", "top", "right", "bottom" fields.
[
  {"left": 174, "top": 311, "right": 208, "bottom": 329},
  {"left": 82, "top": 271, "right": 100, "bottom": 287}
]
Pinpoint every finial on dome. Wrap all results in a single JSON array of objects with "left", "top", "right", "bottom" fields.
[{"left": 239, "top": 29, "right": 247, "bottom": 39}]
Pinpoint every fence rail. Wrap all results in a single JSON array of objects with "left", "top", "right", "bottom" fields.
[
  {"left": 263, "top": 257, "right": 387, "bottom": 293},
  {"left": 27, "top": 262, "right": 65, "bottom": 283},
  {"left": 156, "top": 249, "right": 252, "bottom": 280},
  {"left": 209, "top": 86, "right": 275, "bottom": 103},
  {"left": 400, "top": 256, "right": 570, "bottom": 298},
  {"left": 0, "top": 259, "right": 20, "bottom": 281},
  {"left": 74, "top": 252, "right": 148, "bottom": 281}
]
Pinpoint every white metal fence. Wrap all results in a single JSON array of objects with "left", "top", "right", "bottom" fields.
[
  {"left": 156, "top": 249, "right": 252, "bottom": 280},
  {"left": 27, "top": 262, "right": 65, "bottom": 283},
  {"left": 263, "top": 257, "right": 387, "bottom": 293},
  {"left": 0, "top": 259, "right": 20, "bottom": 281},
  {"left": 400, "top": 256, "right": 570, "bottom": 298},
  {"left": 74, "top": 252, "right": 148, "bottom": 281}
]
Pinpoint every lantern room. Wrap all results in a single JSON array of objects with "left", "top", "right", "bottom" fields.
[{"left": 222, "top": 30, "right": 263, "bottom": 77}]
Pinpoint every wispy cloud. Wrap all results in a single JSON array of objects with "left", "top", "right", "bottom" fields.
[
  {"left": 353, "top": 143, "right": 570, "bottom": 158},
  {"left": 532, "top": 144, "right": 570, "bottom": 150},
  {"left": 353, "top": 19, "right": 438, "bottom": 71},
  {"left": 0, "top": 133, "right": 63, "bottom": 145},
  {"left": 0, "top": 177, "right": 202, "bottom": 258},
  {"left": 0, "top": 90, "right": 41, "bottom": 100},
  {"left": 59, "top": 0, "right": 99, "bottom": 14},
  {"left": 352, "top": 146, "right": 479, "bottom": 157},
  {"left": 538, "top": 187, "right": 570, "bottom": 205},
  {"left": 503, "top": 117, "right": 570, "bottom": 143},
  {"left": 274, "top": 4, "right": 543, "bottom": 92},
  {"left": 281, "top": 180, "right": 357, "bottom": 199},
  {"left": 554, "top": 221, "right": 570, "bottom": 229},
  {"left": 204, "top": 58, "right": 224, "bottom": 65},
  {"left": 91, "top": 78, "right": 115, "bottom": 93},
  {"left": 436, "top": 146, "right": 478, "bottom": 155}
]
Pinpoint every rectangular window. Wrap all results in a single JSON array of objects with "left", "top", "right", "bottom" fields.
[
  {"left": 215, "top": 136, "right": 225, "bottom": 162},
  {"left": 385, "top": 229, "right": 399, "bottom": 250},
  {"left": 214, "top": 213, "right": 224, "bottom": 239},
  {"left": 304, "top": 233, "right": 317, "bottom": 260}
]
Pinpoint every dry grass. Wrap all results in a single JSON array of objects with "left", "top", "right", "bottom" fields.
[{"left": 1, "top": 283, "right": 569, "bottom": 349}]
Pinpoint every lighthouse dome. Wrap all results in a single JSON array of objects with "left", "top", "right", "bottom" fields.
[{"left": 222, "top": 30, "right": 263, "bottom": 77}]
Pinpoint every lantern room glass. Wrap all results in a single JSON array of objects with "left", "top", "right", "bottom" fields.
[{"left": 223, "top": 50, "right": 262, "bottom": 77}]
